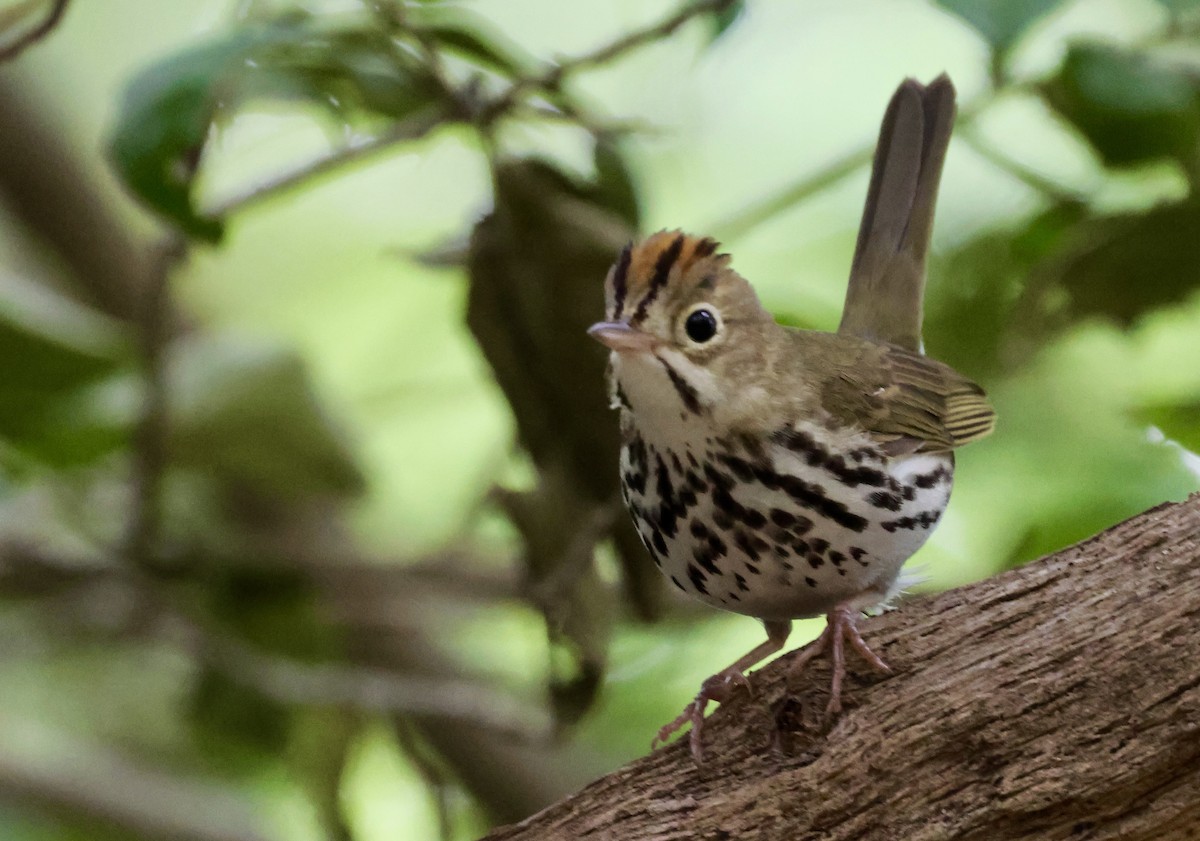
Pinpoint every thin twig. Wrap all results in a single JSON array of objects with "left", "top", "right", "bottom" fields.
[
  {"left": 206, "top": 106, "right": 447, "bottom": 218},
  {"left": 208, "top": 0, "right": 725, "bottom": 217},
  {"left": 0, "top": 0, "right": 71, "bottom": 62},
  {"left": 481, "top": 0, "right": 734, "bottom": 124},
  {"left": 712, "top": 143, "right": 875, "bottom": 239},
  {"left": 124, "top": 233, "right": 187, "bottom": 573},
  {"left": 515, "top": 102, "right": 648, "bottom": 137},
  {"left": 957, "top": 125, "right": 1085, "bottom": 205},
  {"left": 553, "top": 0, "right": 734, "bottom": 80},
  {"left": 711, "top": 93, "right": 1040, "bottom": 238}
]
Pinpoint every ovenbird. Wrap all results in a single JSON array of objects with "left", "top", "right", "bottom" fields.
[{"left": 588, "top": 75, "right": 994, "bottom": 763}]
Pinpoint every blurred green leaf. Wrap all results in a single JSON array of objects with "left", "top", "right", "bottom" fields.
[
  {"left": 984, "top": 344, "right": 1200, "bottom": 570},
  {"left": 189, "top": 566, "right": 336, "bottom": 769},
  {"left": 408, "top": 4, "right": 532, "bottom": 75},
  {"left": 246, "top": 25, "right": 443, "bottom": 121},
  {"left": 1042, "top": 43, "right": 1200, "bottom": 168},
  {"left": 206, "top": 565, "right": 336, "bottom": 659},
  {"left": 23, "top": 378, "right": 136, "bottom": 467},
  {"left": 936, "top": 0, "right": 1063, "bottom": 54},
  {"left": 927, "top": 201, "right": 1086, "bottom": 375},
  {"left": 707, "top": 0, "right": 746, "bottom": 43},
  {"left": 1052, "top": 203, "right": 1200, "bottom": 326},
  {"left": 169, "top": 334, "right": 366, "bottom": 498},
  {"left": 191, "top": 667, "right": 292, "bottom": 763},
  {"left": 1136, "top": 401, "right": 1200, "bottom": 452},
  {"left": 0, "top": 273, "right": 130, "bottom": 459},
  {"left": 109, "top": 29, "right": 273, "bottom": 241},
  {"left": 110, "top": 18, "right": 446, "bottom": 240},
  {"left": 592, "top": 139, "right": 641, "bottom": 229},
  {"left": 422, "top": 26, "right": 524, "bottom": 76}
]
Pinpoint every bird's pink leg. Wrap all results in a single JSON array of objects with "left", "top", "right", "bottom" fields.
[
  {"left": 654, "top": 620, "right": 791, "bottom": 765},
  {"left": 787, "top": 604, "right": 890, "bottom": 714}
]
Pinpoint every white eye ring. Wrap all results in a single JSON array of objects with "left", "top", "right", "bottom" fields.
[{"left": 680, "top": 304, "right": 722, "bottom": 346}]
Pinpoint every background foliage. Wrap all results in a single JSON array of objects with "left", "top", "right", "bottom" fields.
[{"left": 1, "top": 0, "right": 1199, "bottom": 839}]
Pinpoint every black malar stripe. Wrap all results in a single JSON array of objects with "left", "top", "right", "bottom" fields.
[{"left": 658, "top": 357, "right": 702, "bottom": 415}]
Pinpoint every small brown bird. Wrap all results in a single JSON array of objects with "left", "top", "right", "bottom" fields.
[{"left": 588, "top": 75, "right": 994, "bottom": 763}]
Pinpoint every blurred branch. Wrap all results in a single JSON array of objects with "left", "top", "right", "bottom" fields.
[
  {"left": 0, "top": 541, "right": 110, "bottom": 598},
  {"left": 206, "top": 105, "right": 447, "bottom": 218},
  {"left": 124, "top": 234, "right": 187, "bottom": 572},
  {"left": 167, "top": 607, "right": 552, "bottom": 740},
  {"left": 516, "top": 102, "right": 648, "bottom": 137},
  {"left": 536, "top": 0, "right": 734, "bottom": 85},
  {"left": 0, "top": 538, "right": 521, "bottom": 612},
  {"left": 202, "top": 0, "right": 730, "bottom": 220},
  {"left": 0, "top": 539, "right": 551, "bottom": 740},
  {"left": 712, "top": 90, "right": 1053, "bottom": 238},
  {"left": 480, "top": 0, "right": 734, "bottom": 126},
  {"left": 0, "top": 0, "right": 71, "bottom": 62},
  {"left": 958, "top": 124, "right": 1085, "bottom": 205},
  {"left": 0, "top": 78, "right": 157, "bottom": 321},
  {"left": 714, "top": 143, "right": 875, "bottom": 239},
  {"left": 0, "top": 721, "right": 270, "bottom": 841}
]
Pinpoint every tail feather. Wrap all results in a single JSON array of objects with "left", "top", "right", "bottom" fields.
[{"left": 838, "top": 75, "right": 956, "bottom": 353}]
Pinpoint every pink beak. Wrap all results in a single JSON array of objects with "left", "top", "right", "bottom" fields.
[{"left": 587, "top": 321, "right": 658, "bottom": 352}]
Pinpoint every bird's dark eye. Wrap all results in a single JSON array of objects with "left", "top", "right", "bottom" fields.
[{"left": 684, "top": 308, "right": 718, "bottom": 343}]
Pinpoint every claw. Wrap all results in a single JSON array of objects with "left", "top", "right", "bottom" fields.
[
  {"left": 787, "top": 605, "right": 890, "bottom": 715},
  {"left": 651, "top": 667, "right": 753, "bottom": 765},
  {"left": 653, "top": 620, "right": 792, "bottom": 764},
  {"left": 726, "top": 669, "right": 753, "bottom": 697}
]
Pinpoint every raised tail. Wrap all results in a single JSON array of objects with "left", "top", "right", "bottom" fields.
[{"left": 838, "top": 75, "right": 956, "bottom": 354}]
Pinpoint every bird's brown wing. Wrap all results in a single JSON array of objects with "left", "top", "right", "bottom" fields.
[{"left": 821, "top": 343, "right": 995, "bottom": 455}]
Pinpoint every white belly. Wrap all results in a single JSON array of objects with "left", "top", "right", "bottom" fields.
[{"left": 620, "top": 421, "right": 953, "bottom": 621}]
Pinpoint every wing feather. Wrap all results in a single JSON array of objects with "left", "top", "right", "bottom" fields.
[{"left": 823, "top": 345, "right": 995, "bottom": 453}]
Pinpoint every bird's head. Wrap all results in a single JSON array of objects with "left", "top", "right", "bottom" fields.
[
  {"left": 588, "top": 230, "right": 772, "bottom": 363},
  {"left": 588, "top": 231, "right": 778, "bottom": 422}
]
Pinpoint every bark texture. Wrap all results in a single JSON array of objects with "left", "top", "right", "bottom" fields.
[{"left": 483, "top": 493, "right": 1200, "bottom": 841}]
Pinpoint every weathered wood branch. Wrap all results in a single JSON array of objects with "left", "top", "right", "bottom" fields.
[{"left": 484, "top": 493, "right": 1200, "bottom": 840}]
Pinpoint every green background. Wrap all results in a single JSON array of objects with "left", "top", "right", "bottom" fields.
[{"left": 1, "top": 0, "right": 1199, "bottom": 839}]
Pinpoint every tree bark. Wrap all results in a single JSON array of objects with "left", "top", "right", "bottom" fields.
[{"left": 482, "top": 493, "right": 1200, "bottom": 841}]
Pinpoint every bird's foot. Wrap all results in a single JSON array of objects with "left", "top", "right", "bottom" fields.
[
  {"left": 787, "top": 604, "right": 891, "bottom": 715},
  {"left": 652, "top": 668, "right": 752, "bottom": 765}
]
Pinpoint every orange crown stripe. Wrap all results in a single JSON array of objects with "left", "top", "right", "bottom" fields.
[
  {"left": 628, "top": 231, "right": 721, "bottom": 285},
  {"left": 608, "top": 230, "right": 726, "bottom": 322}
]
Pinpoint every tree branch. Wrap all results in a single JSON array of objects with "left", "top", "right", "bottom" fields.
[
  {"left": 123, "top": 234, "right": 187, "bottom": 572},
  {"left": 482, "top": 493, "right": 1200, "bottom": 840},
  {"left": 205, "top": 105, "right": 448, "bottom": 219},
  {"left": 0, "top": 720, "right": 269, "bottom": 841},
  {"left": 548, "top": 0, "right": 734, "bottom": 80},
  {"left": 480, "top": 0, "right": 734, "bottom": 127},
  {"left": 0, "top": 0, "right": 71, "bottom": 62},
  {"left": 712, "top": 89, "right": 1050, "bottom": 238},
  {"left": 713, "top": 144, "right": 874, "bottom": 239},
  {"left": 162, "top": 606, "right": 552, "bottom": 741},
  {"left": 957, "top": 124, "right": 1085, "bottom": 206},
  {"left": 0, "top": 78, "right": 155, "bottom": 322}
]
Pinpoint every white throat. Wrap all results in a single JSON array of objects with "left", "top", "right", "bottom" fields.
[{"left": 612, "top": 349, "right": 719, "bottom": 433}]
